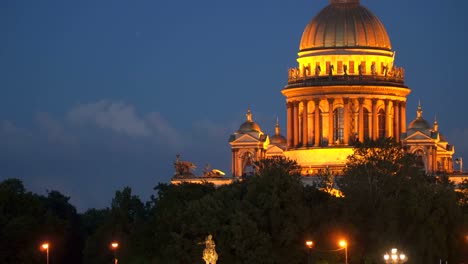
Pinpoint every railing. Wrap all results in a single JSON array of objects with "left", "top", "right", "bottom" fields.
[{"left": 287, "top": 66, "right": 405, "bottom": 87}]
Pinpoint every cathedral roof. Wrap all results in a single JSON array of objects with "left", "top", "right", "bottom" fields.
[
  {"left": 269, "top": 118, "right": 287, "bottom": 148},
  {"left": 408, "top": 119, "right": 431, "bottom": 130},
  {"left": 300, "top": 0, "right": 391, "bottom": 52},
  {"left": 237, "top": 109, "right": 262, "bottom": 133},
  {"left": 408, "top": 103, "right": 431, "bottom": 130}
]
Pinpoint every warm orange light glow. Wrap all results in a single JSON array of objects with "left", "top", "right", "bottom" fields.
[
  {"left": 339, "top": 240, "right": 347, "bottom": 248},
  {"left": 41, "top": 243, "right": 49, "bottom": 250},
  {"left": 111, "top": 242, "right": 119, "bottom": 249},
  {"left": 305, "top": 240, "right": 314, "bottom": 248}
]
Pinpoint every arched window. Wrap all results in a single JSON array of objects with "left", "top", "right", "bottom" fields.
[
  {"left": 242, "top": 152, "right": 255, "bottom": 176},
  {"left": 414, "top": 150, "right": 425, "bottom": 171},
  {"left": 363, "top": 108, "right": 370, "bottom": 139},
  {"left": 334, "top": 107, "right": 344, "bottom": 143},
  {"left": 378, "top": 109, "right": 385, "bottom": 138}
]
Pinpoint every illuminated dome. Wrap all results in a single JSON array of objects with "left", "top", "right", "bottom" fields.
[
  {"left": 270, "top": 118, "right": 287, "bottom": 146},
  {"left": 408, "top": 118, "right": 431, "bottom": 130},
  {"left": 408, "top": 103, "right": 431, "bottom": 130},
  {"left": 237, "top": 109, "right": 262, "bottom": 133},
  {"left": 300, "top": 0, "right": 392, "bottom": 51},
  {"left": 238, "top": 121, "right": 261, "bottom": 133},
  {"left": 270, "top": 134, "right": 287, "bottom": 145}
]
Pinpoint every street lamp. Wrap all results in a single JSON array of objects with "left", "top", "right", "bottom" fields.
[
  {"left": 305, "top": 240, "right": 314, "bottom": 264},
  {"left": 383, "top": 248, "right": 407, "bottom": 263},
  {"left": 40, "top": 242, "right": 49, "bottom": 264},
  {"left": 338, "top": 240, "right": 348, "bottom": 264},
  {"left": 111, "top": 242, "right": 119, "bottom": 264}
]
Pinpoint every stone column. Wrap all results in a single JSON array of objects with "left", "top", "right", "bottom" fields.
[
  {"left": 293, "top": 101, "right": 299, "bottom": 147},
  {"left": 385, "top": 99, "right": 390, "bottom": 138},
  {"left": 401, "top": 101, "right": 407, "bottom": 134},
  {"left": 343, "top": 97, "right": 350, "bottom": 145},
  {"left": 314, "top": 99, "right": 321, "bottom": 146},
  {"left": 328, "top": 98, "right": 335, "bottom": 145},
  {"left": 358, "top": 98, "right": 364, "bottom": 142},
  {"left": 302, "top": 100, "right": 309, "bottom": 147},
  {"left": 393, "top": 101, "right": 400, "bottom": 142},
  {"left": 372, "top": 99, "right": 378, "bottom": 140},
  {"left": 286, "top": 102, "right": 293, "bottom": 147},
  {"left": 232, "top": 149, "right": 236, "bottom": 177}
]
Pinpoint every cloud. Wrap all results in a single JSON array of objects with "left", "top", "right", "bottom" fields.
[
  {"left": 0, "top": 100, "right": 236, "bottom": 210},
  {"left": 0, "top": 120, "right": 19, "bottom": 134},
  {"left": 35, "top": 112, "right": 76, "bottom": 145},
  {"left": 146, "top": 112, "right": 183, "bottom": 147},
  {"left": 68, "top": 100, "right": 151, "bottom": 137}
]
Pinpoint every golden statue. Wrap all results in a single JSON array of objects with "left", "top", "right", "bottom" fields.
[{"left": 202, "top": 234, "right": 218, "bottom": 264}]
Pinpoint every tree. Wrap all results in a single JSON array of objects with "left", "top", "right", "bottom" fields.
[
  {"left": 83, "top": 187, "right": 149, "bottom": 264},
  {"left": 0, "top": 179, "right": 83, "bottom": 264},
  {"left": 338, "top": 138, "right": 464, "bottom": 263}
]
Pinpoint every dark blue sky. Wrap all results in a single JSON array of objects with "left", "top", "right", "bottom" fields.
[{"left": 1, "top": 0, "right": 467, "bottom": 211}]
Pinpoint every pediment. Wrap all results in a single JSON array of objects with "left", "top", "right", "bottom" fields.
[
  {"left": 266, "top": 145, "right": 285, "bottom": 156},
  {"left": 230, "top": 133, "right": 263, "bottom": 144},
  {"left": 404, "top": 131, "right": 433, "bottom": 141}
]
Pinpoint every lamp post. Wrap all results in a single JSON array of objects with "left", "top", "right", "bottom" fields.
[
  {"left": 338, "top": 240, "right": 348, "bottom": 264},
  {"left": 111, "top": 242, "right": 119, "bottom": 264},
  {"left": 40, "top": 243, "right": 49, "bottom": 264},
  {"left": 305, "top": 240, "right": 314, "bottom": 264},
  {"left": 383, "top": 248, "right": 407, "bottom": 263}
]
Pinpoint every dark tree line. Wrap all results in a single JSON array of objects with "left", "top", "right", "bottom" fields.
[{"left": 1, "top": 138, "right": 467, "bottom": 263}]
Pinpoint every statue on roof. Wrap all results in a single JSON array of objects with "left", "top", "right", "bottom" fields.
[
  {"left": 174, "top": 154, "right": 196, "bottom": 178},
  {"left": 202, "top": 164, "right": 225, "bottom": 178}
]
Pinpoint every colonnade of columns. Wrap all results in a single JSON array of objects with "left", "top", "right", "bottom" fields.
[{"left": 286, "top": 98, "right": 407, "bottom": 149}]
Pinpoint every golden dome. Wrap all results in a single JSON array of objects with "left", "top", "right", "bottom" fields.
[
  {"left": 300, "top": 0, "right": 391, "bottom": 51},
  {"left": 238, "top": 121, "right": 261, "bottom": 133},
  {"left": 237, "top": 109, "right": 262, "bottom": 133},
  {"left": 270, "top": 118, "right": 286, "bottom": 146},
  {"left": 408, "top": 103, "right": 431, "bottom": 130}
]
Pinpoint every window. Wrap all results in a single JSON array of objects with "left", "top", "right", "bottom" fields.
[
  {"left": 378, "top": 109, "right": 385, "bottom": 138},
  {"left": 334, "top": 107, "right": 344, "bottom": 143},
  {"left": 363, "top": 108, "right": 370, "bottom": 139},
  {"left": 242, "top": 152, "right": 255, "bottom": 176},
  {"left": 349, "top": 61, "right": 355, "bottom": 74}
]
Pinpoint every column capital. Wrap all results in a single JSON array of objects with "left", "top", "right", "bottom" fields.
[
  {"left": 327, "top": 98, "right": 335, "bottom": 104},
  {"left": 393, "top": 100, "right": 400, "bottom": 106},
  {"left": 371, "top": 98, "right": 378, "bottom": 104},
  {"left": 343, "top": 97, "right": 350, "bottom": 104},
  {"left": 384, "top": 99, "right": 390, "bottom": 105},
  {"left": 358, "top": 97, "right": 365, "bottom": 104},
  {"left": 314, "top": 98, "right": 321, "bottom": 105},
  {"left": 400, "top": 101, "right": 406, "bottom": 107}
]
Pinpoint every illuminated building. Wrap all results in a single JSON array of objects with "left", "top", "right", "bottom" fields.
[
  {"left": 403, "top": 102, "right": 454, "bottom": 174},
  {"left": 229, "top": 0, "right": 456, "bottom": 180}
]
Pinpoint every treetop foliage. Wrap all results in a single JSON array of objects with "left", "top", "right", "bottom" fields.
[{"left": 1, "top": 151, "right": 467, "bottom": 263}]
